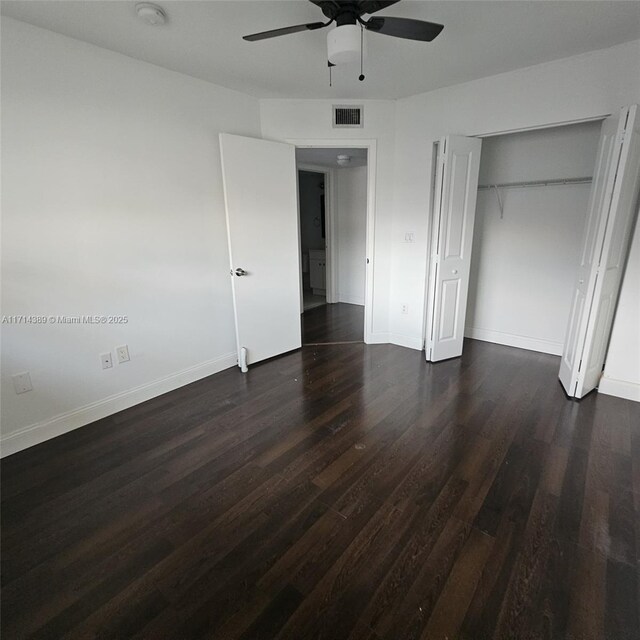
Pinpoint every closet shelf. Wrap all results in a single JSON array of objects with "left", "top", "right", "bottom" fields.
[{"left": 478, "top": 176, "right": 592, "bottom": 190}]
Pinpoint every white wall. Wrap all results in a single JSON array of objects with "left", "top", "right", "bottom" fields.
[
  {"left": 600, "top": 220, "right": 640, "bottom": 401},
  {"left": 0, "top": 18, "right": 261, "bottom": 455},
  {"left": 260, "top": 99, "right": 396, "bottom": 342},
  {"left": 336, "top": 166, "right": 367, "bottom": 306},
  {"left": 3, "top": 24, "right": 639, "bottom": 456},
  {"left": 466, "top": 122, "right": 601, "bottom": 355},
  {"left": 391, "top": 40, "right": 640, "bottom": 361}
]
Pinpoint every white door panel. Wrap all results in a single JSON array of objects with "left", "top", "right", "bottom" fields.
[
  {"left": 426, "top": 135, "right": 482, "bottom": 362},
  {"left": 559, "top": 105, "right": 640, "bottom": 398},
  {"left": 558, "top": 115, "right": 620, "bottom": 393},
  {"left": 220, "top": 134, "right": 301, "bottom": 368}
]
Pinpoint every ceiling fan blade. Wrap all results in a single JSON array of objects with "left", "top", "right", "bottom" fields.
[
  {"left": 357, "top": 1, "right": 401, "bottom": 15},
  {"left": 243, "top": 21, "right": 329, "bottom": 42},
  {"left": 308, "top": 1, "right": 341, "bottom": 19},
  {"left": 365, "top": 16, "right": 444, "bottom": 41}
]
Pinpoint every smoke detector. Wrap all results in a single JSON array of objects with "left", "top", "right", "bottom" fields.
[
  {"left": 337, "top": 154, "right": 352, "bottom": 166},
  {"left": 136, "top": 3, "right": 167, "bottom": 26}
]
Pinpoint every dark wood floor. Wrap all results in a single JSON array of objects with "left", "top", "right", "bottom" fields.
[
  {"left": 2, "top": 339, "right": 639, "bottom": 639},
  {"left": 302, "top": 302, "right": 364, "bottom": 344}
]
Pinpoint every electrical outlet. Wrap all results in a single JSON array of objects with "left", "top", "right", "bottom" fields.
[
  {"left": 116, "top": 345, "right": 130, "bottom": 364},
  {"left": 13, "top": 371, "right": 33, "bottom": 394},
  {"left": 401, "top": 304, "right": 409, "bottom": 315},
  {"left": 101, "top": 352, "right": 113, "bottom": 370}
]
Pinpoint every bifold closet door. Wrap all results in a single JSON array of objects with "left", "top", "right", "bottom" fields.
[
  {"left": 559, "top": 105, "right": 640, "bottom": 398},
  {"left": 426, "top": 135, "right": 482, "bottom": 362},
  {"left": 219, "top": 134, "right": 301, "bottom": 369}
]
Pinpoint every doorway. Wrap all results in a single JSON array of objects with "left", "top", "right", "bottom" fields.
[{"left": 296, "top": 147, "right": 368, "bottom": 345}]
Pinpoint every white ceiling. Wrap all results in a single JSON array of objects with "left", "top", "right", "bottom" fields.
[
  {"left": 297, "top": 147, "right": 368, "bottom": 167},
  {"left": 2, "top": 1, "right": 639, "bottom": 100}
]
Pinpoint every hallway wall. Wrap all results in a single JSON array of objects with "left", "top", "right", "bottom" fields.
[{"left": 336, "top": 166, "right": 367, "bottom": 306}]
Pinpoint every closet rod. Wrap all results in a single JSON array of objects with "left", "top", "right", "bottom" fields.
[{"left": 477, "top": 176, "right": 592, "bottom": 190}]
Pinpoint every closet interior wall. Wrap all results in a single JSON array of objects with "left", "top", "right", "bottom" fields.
[{"left": 465, "top": 121, "right": 602, "bottom": 355}]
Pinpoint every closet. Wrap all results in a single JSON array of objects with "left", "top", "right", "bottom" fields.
[
  {"left": 466, "top": 121, "right": 601, "bottom": 357},
  {"left": 424, "top": 105, "right": 640, "bottom": 399}
]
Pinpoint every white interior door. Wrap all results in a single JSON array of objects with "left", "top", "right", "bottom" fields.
[
  {"left": 220, "top": 134, "right": 301, "bottom": 368},
  {"left": 426, "top": 135, "right": 482, "bottom": 362},
  {"left": 559, "top": 105, "right": 640, "bottom": 398}
]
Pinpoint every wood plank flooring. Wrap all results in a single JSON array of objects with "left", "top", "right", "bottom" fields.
[
  {"left": 302, "top": 302, "right": 364, "bottom": 344},
  {"left": 2, "top": 339, "right": 639, "bottom": 639}
]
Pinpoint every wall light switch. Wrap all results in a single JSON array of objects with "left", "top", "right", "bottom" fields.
[
  {"left": 13, "top": 371, "right": 33, "bottom": 394},
  {"left": 116, "top": 345, "right": 130, "bottom": 364},
  {"left": 101, "top": 352, "right": 113, "bottom": 370},
  {"left": 404, "top": 232, "right": 415, "bottom": 243},
  {"left": 401, "top": 304, "right": 409, "bottom": 315}
]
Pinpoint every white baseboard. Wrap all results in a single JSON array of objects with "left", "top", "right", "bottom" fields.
[
  {"left": 0, "top": 352, "right": 237, "bottom": 458},
  {"left": 464, "top": 327, "right": 564, "bottom": 356},
  {"left": 365, "top": 331, "right": 390, "bottom": 345},
  {"left": 364, "top": 331, "right": 422, "bottom": 351},
  {"left": 598, "top": 376, "right": 640, "bottom": 402},
  {"left": 390, "top": 333, "right": 423, "bottom": 351},
  {"left": 338, "top": 293, "right": 365, "bottom": 306}
]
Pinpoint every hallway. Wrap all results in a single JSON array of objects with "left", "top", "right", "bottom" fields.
[{"left": 302, "top": 302, "right": 364, "bottom": 344}]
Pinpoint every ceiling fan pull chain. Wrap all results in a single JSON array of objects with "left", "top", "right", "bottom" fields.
[{"left": 359, "top": 25, "right": 365, "bottom": 82}]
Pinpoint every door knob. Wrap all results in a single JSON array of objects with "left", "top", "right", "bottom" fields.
[
  {"left": 452, "top": 269, "right": 458, "bottom": 275},
  {"left": 235, "top": 268, "right": 248, "bottom": 276}
]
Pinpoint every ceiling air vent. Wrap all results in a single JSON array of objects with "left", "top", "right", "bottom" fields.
[{"left": 333, "top": 105, "right": 363, "bottom": 128}]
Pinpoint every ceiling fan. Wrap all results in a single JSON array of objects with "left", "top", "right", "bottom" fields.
[{"left": 243, "top": 1, "right": 443, "bottom": 81}]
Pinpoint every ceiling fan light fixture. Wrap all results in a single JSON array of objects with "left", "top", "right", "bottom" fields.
[{"left": 327, "top": 25, "right": 361, "bottom": 65}]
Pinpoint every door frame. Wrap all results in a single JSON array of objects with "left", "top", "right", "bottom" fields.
[
  {"left": 288, "top": 138, "right": 377, "bottom": 344},
  {"left": 296, "top": 163, "right": 336, "bottom": 306},
  {"left": 422, "top": 115, "right": 611, "bottom": 353}
]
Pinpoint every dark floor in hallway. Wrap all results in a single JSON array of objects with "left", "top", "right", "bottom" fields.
[
  {"left": 2, "top": 338, "right": 639, "bottom": 639},
  {"left": 302, "top": 302, "right": 364, "bottom": 344}
]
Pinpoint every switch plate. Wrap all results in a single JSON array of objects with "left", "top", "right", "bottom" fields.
[
  {"left": 116, "top": 345, "right": 130, "bottom": 364},
  {"left": 404, "top": 232, "right": 415, "bottom": 243},
  {"left": 13, "top": 372, "right": 33, "bottom": 394},
  {"left": 401, "top": 304, "right": 409, "bottom": 315},
  {"left": 101, "top": 352, "right": 113, "bottom": 369}
]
